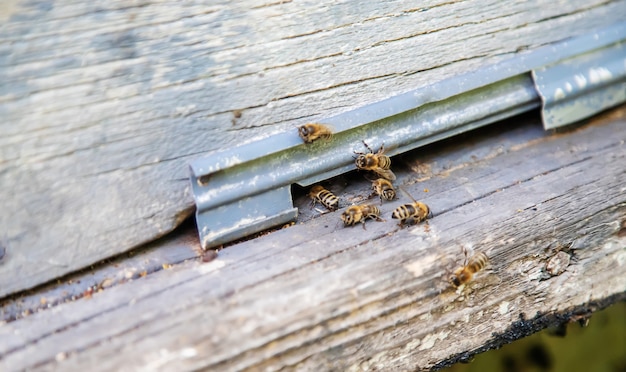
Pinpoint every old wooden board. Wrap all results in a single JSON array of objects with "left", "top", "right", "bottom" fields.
[
  {"left": 0, "top": 110, "right": 550, "bottom": 322},
  {"left": 2, "top": 0, "right": 626, "bottom": 297},
  {"left": 0, "top": 107, "right": 624, "bottom": 371}
]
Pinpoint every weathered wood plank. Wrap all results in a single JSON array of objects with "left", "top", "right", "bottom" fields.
[
  {"left": 0, "top": 109, "right": 624, "bottom": 370},
  {"left": 1, "top": 0, "right": 625, "bottom": 297},
  {"left": 0, "top": 113, "right": 546, "bottom": 323}
]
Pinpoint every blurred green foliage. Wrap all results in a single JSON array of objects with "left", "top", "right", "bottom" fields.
[{"left": 444, "top": 301, "right": 626, "bottom": 372}]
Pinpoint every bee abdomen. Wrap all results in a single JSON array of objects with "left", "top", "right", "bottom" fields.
[
  {"left": 392, "top": 204, "right": 416, "bottom": 220},
  {"left": 318, "top": 190, "right": 339, "bottom": 210},
  {"left": 381, "top": 188, "right": 396, "bottom": 200},
  {"left": 366, "top": 205, "right": 382, "bottom": 218},
  {"left": 378, "top": 155, "right": 392, "bottom": 169},
  {"left": 468, "top": 252, "right": 489, "bottom": 272}
]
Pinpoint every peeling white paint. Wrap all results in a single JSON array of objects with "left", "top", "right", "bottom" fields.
[
  {"left": 403, "top": 254, "right": 437, "bottom": 277},
  {"left": 180, "top": 347, "right": 198, "bottom": 358},
  {"left": 174, "top": 104, "right": 197, "bottom": 117},
  {"left": 409, "top": 224, "right": 437, "bottom": 238},
  {"left": 418, "top": 330, "right": 449, "bottom": 350},
  {"left": 202, "top": 216, "right": 266, "bottom": 241},
  {"left": 527, "top": 268, "right": 544, "bottom": 281},
  {"left": 564, "top": 82, "right": 573, "bottom": 92},
  {"left": 248, "top": 174, "right": 260, "bottom": 187},
  {"left": 195, "top": 259, "right": 226, "bottom": 274},
  {"left": 498, "top": 301, "right": 510, "bottom": 315},
  {"left": 574, "top": 74, "right": 587, "bottom": 89},
  {"left": 198, "top": 155, "right": 244, "bottom": 175},
  {"left": 139, "top": 347, "right": 199, "bottom": 372},
  {"left": 554, "top": 88, "right": 565, "bottom": 100},
  {"left": 195, "top": 179, "right": 246, "bottom": 204},
  {"left": 588, "top": 67, "right": 612, "bottom": 84},
  {"left": 405, "top": 338, "right": 421, "bottom": 350},
  {"left": 613, "top": 241, "right": 626, "bottom": 267}
]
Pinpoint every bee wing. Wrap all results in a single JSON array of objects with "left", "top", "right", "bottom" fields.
[
  {"left": 375, "top": 168, "right": 396, "bottom": 181},
  {"left": 362, "top": 173, "right": 379, "bottom": 182}
]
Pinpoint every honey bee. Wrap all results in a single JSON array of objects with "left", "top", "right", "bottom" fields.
[
  {"left": 298, "top": 123, "right": 333, "bottom": 143},
  {"left": 341, "top": 204, "right": 384, "bottom": 229},
  {"left": 308, "top": 185, "right": 339, "bottom": 211},
  {"left": 391, "top": 187, "right": 432, "bottom": 227},
  {"left": 370, "top": 178, "right": 396, "bottom": 204},
  {"left": 449, "top": 250, "right": 489, "bottom": 287},
  {"left": 354, "top": 141, "right": 396, "bottom": 181}
]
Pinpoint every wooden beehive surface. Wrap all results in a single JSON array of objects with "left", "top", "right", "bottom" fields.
[
  {"left": 0, "top": 107, "right": 624, "bottom": 371},
  {"left": 2, "top": 0, "right": 625, "bottom": 296}
]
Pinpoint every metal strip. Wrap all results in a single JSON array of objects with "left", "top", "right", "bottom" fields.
[
  {"left": 190, "top": 21, "right": 626, "bottom": 249},
  {"left": 532, "top": 41, "right": 626, "bottom": 129}
]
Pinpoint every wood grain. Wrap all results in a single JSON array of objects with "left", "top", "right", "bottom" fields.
[
  {"left": 1, "top": 0, "right": 625, "bottom": 297},
  {"left": 0, "top": 109, "right": 624, "bottom": 371}
]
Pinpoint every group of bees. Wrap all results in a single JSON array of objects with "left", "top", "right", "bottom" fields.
[{"left": 299, "top": 123, "right": 489, "bottom": 288}]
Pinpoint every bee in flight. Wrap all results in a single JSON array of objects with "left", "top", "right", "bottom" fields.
[
  {"left": 354, "top": 141, "right": 396, "bottom": 181},
  {"left": 449, "top": 249, "right": 489, "bottom": 287},
  {"left": 308, "top": 185, "right": 339, "bottom": 211},
  {"left": 391, "top": 187, "right": 432, "bottom": 227},
  {"left": 341, "top": 204, "right": 384, "bottom": 229},
  {"left": 370, "top": 178, "right": 396, "bottom": 204},
  {"left": 298, "top": 123, "right": 333, "bottom": 143}
]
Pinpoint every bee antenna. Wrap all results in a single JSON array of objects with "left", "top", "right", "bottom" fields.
[{"left": 398, "top": 186, "right": 417, "bottom": 203}]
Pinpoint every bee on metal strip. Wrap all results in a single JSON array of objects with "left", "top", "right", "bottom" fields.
[
  {"left": 298, "top": 123, "right": 333, "bottom": 143},
  {"left": 341, "top": 204, "right": 384, "bottom": 229},
  {"left": 391, "top": 187, "right": 432, "bottom": 228},
  {"left": 449, "top": 249, "right": 489, "bottom": 287},
  {"left": 308, "top": 185, "right": 339, "bottom": 211},
  {"left": 354, "top": 141, "right": 396, "bottom": 181},
  {"left": 370, "top": 178, "right": 396, "bottom": 204}
]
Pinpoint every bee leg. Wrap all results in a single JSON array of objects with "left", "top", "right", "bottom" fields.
[
  {"left": 309, "top": 200, "right": 317, "bottom": 209},
  {"left": 361, "top": 220, "right": 367, "bottom": 230},
  {"left": 361, "top": 140, "right": 374, "bottom": 153}
]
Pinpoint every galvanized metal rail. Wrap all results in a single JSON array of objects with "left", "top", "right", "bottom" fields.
[{"left": 189, "top": 21, "right": 626, "bottom": 249}]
